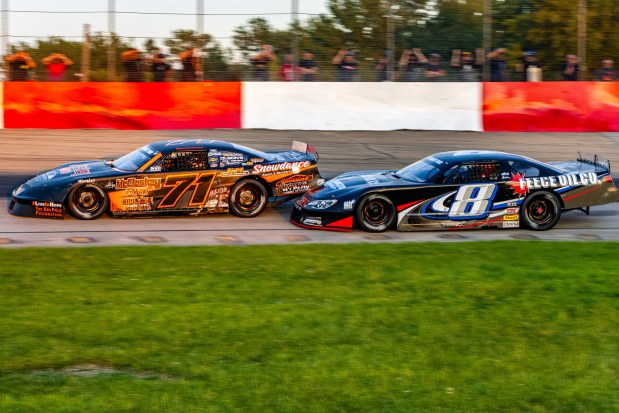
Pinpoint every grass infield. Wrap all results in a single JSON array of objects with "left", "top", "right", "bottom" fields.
[{"left": 0, "top": 242, "right": 618, "bottom": 412}]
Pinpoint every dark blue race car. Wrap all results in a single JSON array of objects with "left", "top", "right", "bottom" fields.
[
  {"left": 291, "top": 150, "right": 619, "bottom": 232},
  {"left": 10, "top": 139, "right": 322, "bottom": 220}
]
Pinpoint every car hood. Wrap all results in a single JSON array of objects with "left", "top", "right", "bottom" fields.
[
  {"left": 319, "top": 170, "right": 397, "bottom": 196},
  {"left": 26, "top": 160, "right": 116, "bottom": 186}
]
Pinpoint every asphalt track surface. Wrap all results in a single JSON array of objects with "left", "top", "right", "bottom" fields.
[{"left": 2, "top": 129, "right": 619, "bottom": 247}]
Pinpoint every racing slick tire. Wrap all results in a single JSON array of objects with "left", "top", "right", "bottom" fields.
[
  {"left": 356, "top": 193, "right": 396, "bottom": 232},
  {"left": 520, "top": 190, "right": 561, "bottom": 231},
  {"left": 229, "top": 179, "right": 268, "bottom": 218},
  {"left": 67, "top": 184, "right": 109, "bottom": 220}
]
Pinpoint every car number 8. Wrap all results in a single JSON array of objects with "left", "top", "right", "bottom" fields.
[{"left": 448, "top": 184, "right": 497, "bottom": 219}]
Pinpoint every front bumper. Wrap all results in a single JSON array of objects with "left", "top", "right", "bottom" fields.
[
  {"left": 8, "top": 195, "right": 65, "bottom": 219},
  {"left": 290, "top": 202, "right": 354, "bottom": 231}
]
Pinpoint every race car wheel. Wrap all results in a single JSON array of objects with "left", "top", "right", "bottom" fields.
[
  {"left": 520, "top": 191, "right": 561, "bottom": 231},
  {"left": 356, "top": 193, "right": 396, "bottom": 232},
  {"left": 67, "top": 184, "right": 109, "bottom": 220},
  {"left": 229, "top": 179, "right": 268, "bottom": 218}
]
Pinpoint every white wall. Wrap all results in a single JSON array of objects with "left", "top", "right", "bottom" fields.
[{"left": 243, "top": 82, "right": 482, "bottom": 131}]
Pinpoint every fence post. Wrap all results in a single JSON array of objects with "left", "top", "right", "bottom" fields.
[{"left": 81, "top": 24, "right": 91, "bottom": 82}]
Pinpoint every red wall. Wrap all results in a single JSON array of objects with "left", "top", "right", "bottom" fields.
[
  {"left": 483, "top": 82, "right": 619, "bottom": 132},
  {"left": 3, "top": 82, "right": 241, "bottom": 129}
]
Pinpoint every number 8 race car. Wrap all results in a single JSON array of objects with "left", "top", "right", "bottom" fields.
[
  {"left": 9, "top": 139, "right": 322, "bottom": 220},
  {"left": 291, "top": 150, "right": 619, "bottom": 232}
]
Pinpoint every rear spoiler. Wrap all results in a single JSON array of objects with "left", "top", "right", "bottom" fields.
[
  {"left": 292, "top": 140, "right": 318, "bottom": 160},
  {"left": 578, "top": 152, "right": 611, "bottom": 171}
]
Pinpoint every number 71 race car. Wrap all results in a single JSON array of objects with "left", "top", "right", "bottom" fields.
[
  {"left": 9, "top": 139, "right": 322, "bottom": 219},
  {"left": 291, "top": 150, "right": 619, "bottom": 232}
]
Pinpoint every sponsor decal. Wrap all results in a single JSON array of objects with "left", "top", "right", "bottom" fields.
[
  {"left": 302, "top": 217, "right": 322, "bottom": 226},
  {"left": 32, "top": 200, "right": 63, "bottom": 218},
  {"left": 116, "top": 177, "right": 163, "bottom": 190},
  {"left": 325, "top": 179, "right": 345, "bottom": 190},
  {"left": 71, "top": 164, "right": 90, "bottom": 175},
  {"left": 361, "top": 175, "right": 380, "bottom": 185},
  {"left": 503, "top": 221, "right": 519, "bottom": 228},
  {"left": 252, "top": 161, "right": 311, "bottom": 175},
  {"left": 506, "top": 207, "right": 519, "bottom": 214},
  {"left": 221, "top": 167, "right": 249, "bottom": 177},
  {"left": 219, "top": 152, "right": 244, "bottom": 166},
  {"left": 507, "top": 201, "right": 518, "bottom": 207},
  {"left": 503, "top": 214, "right": 519, "bottom": 221},
  {"left": 508, "top": 172, "right": 601, "bottom": 197},
  {"left": 343, "top": 200, "right": 355, "bottom": 210},
  {"left": 276, "top": 175, "right": 313, "bottom": 195},
  {"left": 250, "top": 158, "right": 264, "bottom": 163},
  {"left": 77, "top": 178, "right": 95, "bottom": 184},
  {"left": 149, "top": 166, "right": 162, "bottom": 172},
  {"left": 105, "top": 181, "right": 116, "bottom": 190}
]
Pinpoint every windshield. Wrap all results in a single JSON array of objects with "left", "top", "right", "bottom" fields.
[
  {"left": 397, "top": 157, "right": 444, "bottom": 183},
  {"left": 112, "top": 145, "right": 157, "bottom": 171}
]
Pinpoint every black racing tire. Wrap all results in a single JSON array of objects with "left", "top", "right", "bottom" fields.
[
  {"left": 356, "top": 193, "right": 396, "bottom": 232},
  {"left": 67, "top": 184, "right": 109, "bottom": 220},
  {"left": 520, "top": 191, "right": 561, "bottom": 231},
  {"left": 229, "top": 179, "right": 268, "bottom": 218}
]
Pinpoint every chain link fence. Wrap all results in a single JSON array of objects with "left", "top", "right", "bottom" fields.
[{"left": 1, "top": 0, "right": 616, "bottom": 82}]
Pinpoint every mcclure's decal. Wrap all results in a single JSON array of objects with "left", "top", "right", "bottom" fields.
[
  {"left": 508, "top": 172, "right": 600, "bottom": 197},
  {"left": 252, "top": 161, "right": 311, "bottom": 175}
]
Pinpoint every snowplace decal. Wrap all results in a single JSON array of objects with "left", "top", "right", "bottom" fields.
[{"left": 508, "top": 172, "right": 600, "bottom": 197}]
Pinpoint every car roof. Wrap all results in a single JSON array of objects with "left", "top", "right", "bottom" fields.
[
  {"left": 148, "top": 139, "right": 240, "bottom": 152},
  {"left": 432, "top": 150, "right": 528, "bottom": 164}
]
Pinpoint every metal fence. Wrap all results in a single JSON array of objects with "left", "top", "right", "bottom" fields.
[{"left": 0, "top": 0, "right": 615, "bottom": 82}]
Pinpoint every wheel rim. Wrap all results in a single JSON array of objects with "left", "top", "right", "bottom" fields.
[
  {"left": 527, "top": 197, "right": 554, "bottom": 225},
  {"left": 76, "top": 189, "right": 102, "bottom": 213},
  {"left": 363, "top": 199, "right": 389, "bottom": 226},
  {"left": 236, "top": 186, "right": 260, "bottom": 211}
]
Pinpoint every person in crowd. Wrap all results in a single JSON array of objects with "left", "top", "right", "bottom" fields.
[
  {"left": 375, "top": 53, "right": 390, "bottom": 81},
  {"left": 332, "top": 49, "right": 359, "bottom": 81},
  {"left": 250, "top": 44, "right": 276, "bottom": 81},
  {"left": 149, "top": 47, "right": 169, "bottom": 82},
  {"left": 178, "top": 47, "right": 201, "bottom": 82},
  {"left": 42, "top": 53, "right": 73, "bottom": 81},
  {"left": 516, "top": 50, "right": 543, "bottom": 81},
  {"left": 561, "top": 54, "right": 580, "bottom": 81},
  {"left": 487, "top": 48, "right": 508, "bottom": 81},
  {"left": 5, "top": 50, "right": 36, "bottom": 81},
  {"left": 425, "top": 53, "right": 447, "bottom": 81},
  {"left": 451, "top": 49, "right": 483, "bottom": 81},
  {"left": 593, "top": 59, "right": 616, "bottom": 81},
  {"left": 279, "top": 53, "right": 296, "bottom": 81},
  {"left": 398, "top": 48, "right": 427, "bottom": 81},
  {"left": 121, "top": 48, "right": 144, "bottom": 82},
  {"left": 298, "top": 49, "right": 318, "bottom": 81}
]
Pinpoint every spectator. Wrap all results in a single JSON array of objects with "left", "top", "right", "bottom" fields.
[
  {"left": 178, "top": 47, "right": 201, "bottom": 82},
  {"left": 398, "top": 48, "right": 427, "bottom": 81},
  {"left": 561, "top": 54, "right": 580, "bottom": 81},
  {"left": 149, "top": 47, "right": 169, "bottom": 82},
  {"left": 487, "top": 48, "right": 508, "bottom": 81},
  {"left": 516, "top": 51, "right": 543, "bottom": 81},
  {"left": 5, "top": 50, "right": 36, "bottom": 81},
  {"left": 593, "top": 59, "right": 616, "bottom": 81},
  {"left": 279, "top": 53, "right": 296, "bottom": 81},
  {"left": 121, "top": 48, "right": 144, "bottom": 82},
  {"left": 42, "top": 53, "right": 73, "bottom": 81},
  {"left": 451, "top": 49, "right": 483, "bottom": 82},
  {"left": 332, "top": 50, "right": 359, "bottom": 82},
  {"left": 425, "top": 53, "right": 447, "bottom": 81},
  {"left": 298, "top": 49, "right": 318, "bottom": 81},
  {"left": 250, "top": 44, "right": 276, "bottom": 81},
  {"left": 375, "top": 54, "right": 390, "bottom": 81}
]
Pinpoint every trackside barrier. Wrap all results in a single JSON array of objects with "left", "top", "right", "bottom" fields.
[{"left": 1, "top": 81, "right": 619, "bottom": 131}]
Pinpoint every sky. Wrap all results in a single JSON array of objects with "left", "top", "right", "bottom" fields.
[{"left": 3, "top": 0, "right": 330, "bottom": 52}]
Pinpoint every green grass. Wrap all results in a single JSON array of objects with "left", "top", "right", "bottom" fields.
[{"left": 0, "top": 242, "right": 618, "bottom": 412}]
